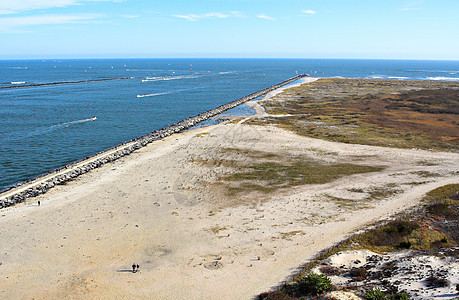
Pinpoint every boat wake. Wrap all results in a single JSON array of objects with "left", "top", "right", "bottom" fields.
[
  {"left": 136, "top": 86, "right": 202, "bottom": 98},
  {"left": 26, "top": 117, "right": 97, "bottom": 138},
  {"left": 137, "top": 91, "right": 173, "bottom": 98},
  {"left": 141, "top": 74, "right": 201, "bottom": 82}
]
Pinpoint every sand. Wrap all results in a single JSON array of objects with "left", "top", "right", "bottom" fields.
[{"left": 0, "top": 78, "right": 458, "bottom": 299}]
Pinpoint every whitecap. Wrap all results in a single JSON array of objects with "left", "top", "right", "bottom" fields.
[
  {"left": 388, "top": 76, "right": 409, "bottom": 79},
  {"left": 425, "top": 76, "right": 459, "bottom": 81}
]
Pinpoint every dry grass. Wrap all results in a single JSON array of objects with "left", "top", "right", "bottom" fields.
[
  {"left": 213, "top": 148, "right": 384, "bottom": 197},
  {"left": 253, "top": 78, "right": 459, "bottom": 150}
]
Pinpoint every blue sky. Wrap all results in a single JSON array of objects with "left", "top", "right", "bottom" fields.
[{"left": 0, "top": 0, "right": 458, "bottom": 59}]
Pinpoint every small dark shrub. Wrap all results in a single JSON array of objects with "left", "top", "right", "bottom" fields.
[
  {"left": 441, "top": 237, "right": 448, "bottom": 243},
  {"left": 350, "top": 267, "right": 367, "bottom": 280},
  {"left": 365, "top": 288, "right": 385, "bottom": 300},
  {"left": 386, "top": 292, "right": 410, "bottom": 300},
  {"left": 427, "top": 202, "right": 453, "bottom": 216},
  {"left": 257, "top": 290, "right": 296, "bottom": 300},
  {"left": 398, "top": 241, "right": 412, "bottom": 249},
  {"left": 319, "top": 265, "right": 341, "bottom": 276},
  {"left": 296, "top": 273, "right": 332, "bottom": 295},
  {"left": 367, "top": 220, "right": 419, "bottom": 247},
  {"left": 425, "top": 275, "right": 449, "bottom": 287}
]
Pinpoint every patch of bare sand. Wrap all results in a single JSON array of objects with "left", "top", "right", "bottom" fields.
[{"left": 0, "top": 80, "right": 458, "bottom": 299}]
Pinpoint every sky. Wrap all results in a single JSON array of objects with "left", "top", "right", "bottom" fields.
[{"left": 0, "top": 0, "right": 458, "bottom": 60}]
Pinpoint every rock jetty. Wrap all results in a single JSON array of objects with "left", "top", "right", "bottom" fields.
[{"left": 0, "top": 74, "right": 307, "bottom": 208}]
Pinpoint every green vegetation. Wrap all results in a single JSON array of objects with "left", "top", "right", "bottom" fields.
[
  {"left": 283, "top": 273, "right": 332, "bottom": 297},
  {"left": 215, "top": 148, "right": 384, "bottom": 197},
  {"left": 365, "top": 288, "right": 410, "bottom": 300},
  {"left": 250, "top": 78, "right": 459, "bottom": 151},
  {"left": 422, "top": 183, "right": 459, "bottom": 202}
]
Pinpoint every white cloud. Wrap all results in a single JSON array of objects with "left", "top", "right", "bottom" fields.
[
  {"left": 399, "top": 0, "right": 422, "bottom": 11},
  {"left": 257, "top": 14, "right": 276, "bottom": 21},
  {"left": 302, "top": 10, "right": 317, "bottom": 14},
  {"left": 0, "top": 14, "right": 102, "bottom": 32},
  {"left": 122, "top": 14, "right": 139, "bottom": 18},
  {"left": 174, "top": 12, "right": 231, "bottom": 21},
  {"left": 0, "top": 0, "right": 123, "bottom": 14},
  {"left": 399, "top": 7, "right": 420, "bottom": 11}
]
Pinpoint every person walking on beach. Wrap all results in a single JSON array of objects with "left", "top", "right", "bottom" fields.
[
  {"left": 132, "top": 263, "right": 136, "bottom": 273},
  {"left": 37, "top": 200, "right": 40, "bottom": 206},
  {"left": 136, "top": 264, "right": 139, "bottom": 272}
]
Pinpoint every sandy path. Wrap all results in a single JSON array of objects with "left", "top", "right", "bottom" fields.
[{"left": 0, "top": 79, "right": 458, "bottom": 299}]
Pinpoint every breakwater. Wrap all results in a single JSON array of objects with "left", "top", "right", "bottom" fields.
[
  {"left": 0, "top": 74, "right": 307, "bottom": 208},
  {"left": 0, "top": 77, "right": 133, "bottom": 89}
]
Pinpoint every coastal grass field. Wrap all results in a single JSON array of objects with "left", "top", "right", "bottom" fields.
[
  {"left": 248, "top": 78, "right": 459, "bottom": 151},
  {"left": 0, "top": 78, "right": 458, "bottom": 299}
]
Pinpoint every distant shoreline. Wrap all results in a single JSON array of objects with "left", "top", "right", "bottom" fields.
[{"left": 0, "top": 76, "right": 133, "bottom": 89}]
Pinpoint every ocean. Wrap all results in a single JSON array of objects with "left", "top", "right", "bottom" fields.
[{"left": 1, "top": 58, "right": 458, "bottom": 191}]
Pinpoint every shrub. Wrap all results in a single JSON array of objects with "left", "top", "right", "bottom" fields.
[
  {"left": 319, "top": 265, "right": 342, "bottom": 276},
  {"left": 398, "top": 241, "right": 412, "bottom": 249},
  {"left": 427, "top": 202, "right": 453, "bottom": 216},
  {"left": 425, "top": 275, "right": 449, "bottom": 287},
  {"left": 350, "top": 267, "right": 367, "bottom": 280},
  {"left": 365, "top": 288, "right": 411, "bottom": 300},
  {"left": 257, "top": 290, "right": 296, "bottom": 300},
  {"left": 365, "top": 288, "right": 385, "bottom": 300},
  {"left": 294, "top": 273, "right": 332, "bottom": 296},
  {"left": 365, "top": 220, "right": 419, "bottom": 248},
  {"left": 386, "top": 292, "right": 410, "bottom": 300}
]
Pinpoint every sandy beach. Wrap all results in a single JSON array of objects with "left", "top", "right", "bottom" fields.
[{"left": 1, "top": 79, "right": 458, "bottom": 299}]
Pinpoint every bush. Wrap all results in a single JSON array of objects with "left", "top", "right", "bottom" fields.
[
  {"left": 257, "top": 290, "right": 296, "bottom": 300},
  {"left": 365, "top": 288, "right": 410, "bottom": 300},
  {"left": 398, "top": 241, "right": 412, "bottom": 249},
  {"left": 319, "top": 265, "right": 342, "bottom": 276},
  {"left": 427, "top": 202, "right": 453, "bottom": 216},
  {"left": 350, "top": 267, "right": 367, "bottom": 280},
  {"left": 365, "top": 288, "right": 385, "bottom": 300},
  {"left": 386, "top": 292, "right": 410, "bottom": 300},
  {"left": 285, "top": 273, "right": 332, "bottom": 296},
  {"left": 425, "top": 275, "right": 449, "bottom": 287},
  {"left": 365, "top": 220, "right": 419, "bottom": 248}
]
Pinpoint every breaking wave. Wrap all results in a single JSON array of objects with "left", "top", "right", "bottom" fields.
[{"left": 425, "top": 76, "right": 459, "bottom": 81}]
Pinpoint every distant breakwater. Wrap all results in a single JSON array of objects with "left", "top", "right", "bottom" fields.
[
  {"left": 0, "top": 77, "right": 133, "bottom": 89},
  {"left": 0, "top": 74, "right": 307, "bottom": 209}
]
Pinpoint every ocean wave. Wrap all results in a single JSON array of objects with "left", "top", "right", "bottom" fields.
[
  {"left": 388, "top": 76, "right": 409, "bottom": 79},
  {"left": 406, "top": 69, "right": 459, "bottom": 73},
  {"left": 425, "top": 76, "right": 459, "bottom": 81},
  {"left": 11, "top": 81, "right": 26, "bottom": 84}
]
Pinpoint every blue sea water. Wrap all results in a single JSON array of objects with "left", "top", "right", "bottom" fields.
[{"left": 1, "top": 58, "right": 458, "bottom": 191}]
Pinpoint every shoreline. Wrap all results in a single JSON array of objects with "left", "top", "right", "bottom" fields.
[
  {"left": 0, "top": 78, "right": 457, "bottom": 299},
  {"left": 0, "top": 74, "right": 306, "bottom": 208}
]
